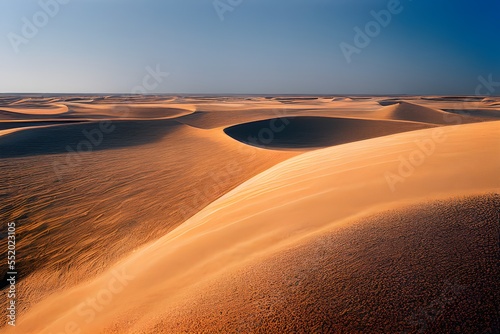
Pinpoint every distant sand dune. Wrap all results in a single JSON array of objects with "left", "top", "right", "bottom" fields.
[
  {"left": 0, "top": 120, "right": 87, "bottom": 131},
  {"left": 372, "top": 101, "right": 482, "bottom": 124},
  {"left": 0, "top": 104, "right": 69, "bottom": 115},
  {"left": 346, "top": 96, "right": 374, "bottom": 101},
  {"left": 65, "top": 103, "right": 195, "bottom": 119},
  {"left": 377, "top": 98, "right": 403, "bottom": 106},
  {"left": 420, "top": 96, "right": 486, "bottom": 102},
  {"left": 0, "top": 109, "right": 39, "bottom": 120},
  {"left": 443, "top": 108, "right": 500, "bottom": 119},
  {"left": 177, "top": 100, "right": 383, "bottom": 129},
  {"left": 177, "top": 109, "right": 294, "bottom": 129}
]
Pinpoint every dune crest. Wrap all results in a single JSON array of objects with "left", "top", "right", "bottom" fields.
[
  {"left": 7, "top": 120, "right": 499, "bottom": 333},
  {"left": 373, "top": 101, "right": 470, "bottom": 124},
  {"left": 0, "top": 103, "right": 69, "bottom": 115}
]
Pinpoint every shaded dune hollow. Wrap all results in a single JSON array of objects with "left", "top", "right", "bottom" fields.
[
  {"left": 223, "top": 116, "right": 434, "bottom": 149},
  {"left": 0, "top": 119, "right": 182, "bottom": 158}
]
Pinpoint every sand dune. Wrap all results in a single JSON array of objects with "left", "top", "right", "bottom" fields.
[
  {"left": 0, "top": 109, "right": 40, "bottom": 120},
  {"left": 0, "top": 104, "right": 69, "bottom": 115},
  {"left": 372, "top": 101, "right": 484, "bottom": 124},
  {"left": 421, "top": 96, "right": 486, "bottom": 102},
  {"left": 407, "top": 97, "right": 500, "bottom": 113},
  {"left": 64, "top": 103, "right": 195, "bottom": 120},
  {"left": 177, "top": 100, "right": 384, "bottom": 129},
  {"left": 443, "top": 108, "right": 500, "bottom": 119},
  {"left": 0, "top": 96, "right": 498, "bottom": 333},
  {"left": 224, "top": 116, "right": 435, "bottom": 149},
  {"left": 0, "top": 114, "right": 298, "bottom": 322},
  {"left": 177, "top": 108, "right": 294, "bottom": 129},
  {"left": 178, "top": 99, "right": 494, "bottom": 132},
  {"left": 0, "top": 120, "right": 183, "bottom": 158},
  {"left": 143, "top": 194, "right": 499, "bottom": 333},
  {"left": 6, "top": 119, "right": 498, "bottom": 333},
  {"left": 0, "top": 120, "right": 87, "bottom": 131}
]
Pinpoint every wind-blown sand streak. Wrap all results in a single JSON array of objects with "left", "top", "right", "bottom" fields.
[{"left": 5, "top": 119, "right": 498, "bottom": 333}]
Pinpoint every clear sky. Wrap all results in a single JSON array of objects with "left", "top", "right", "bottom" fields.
[{"left": 0, "top": 0, "right": 498, "bottom": 95}]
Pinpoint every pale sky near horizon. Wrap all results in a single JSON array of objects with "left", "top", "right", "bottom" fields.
[{"left": 0, "top": 0, "right": 499, "bottom": 95}]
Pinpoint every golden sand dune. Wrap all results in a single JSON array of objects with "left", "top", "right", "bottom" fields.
[
  {"left": 4, "top": 97, "right": 60, "bottom": 106},
  {"left": 0, "top": 109, "right": 42, "bottom": 120},
  {"left": 0, "top": 96, "right": 498, "bottom": 333},
  {"left": 179, "top": 99, "right": 496, "bottom": 131},
  {"left": 410, "top": 97, "right": 500, "bottom": 112},
  {"left": 178, "top": 108, "right": 304, "bottom": 129},
  {"left": 6, "top": 119, "right": 498, "bottom": 333},
  {"left": 372, "top": 101, "right": 483, "bottom": 124},
  {"left": 481, "top": 97, "right": 500, "bottom": 105},
  {"left": 420, "top": 96, "right": 486, "bottom": 102},
  {"left": 64, "top": 103, "right": 196, "bottom": 120},
  {"left": 0, "top": 103, "right": 69, "bottom": 116},
  {"left": 0, "top": 116, "right": 298, "bottom": 322},
  {"left": 442, "top": 108, "right": 500, "bottom": 119},
  {"left": 176, "top": 101, "right": 384, "bottom": 129},
  {"left": 142, "top": 194, "right": 499, "bottom": 333},
  {"left": 177, "top": 108, "right": 288, "bottom": 129},
  {"left": 276, "top": 97, "right": 320, "bottom": 102},
  {"left": 0, "top": 120, "right": 86, "bottom": 132}
]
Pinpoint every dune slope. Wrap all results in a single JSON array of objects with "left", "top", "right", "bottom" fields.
[
  {"left": 0, "top": 120, "right": 298, "bottom": 322},
  {"left": 0, "top": 119, "right": 183, "bottom": 158},
  {"left": 6, "top": 120, "right": 499, "bottom": 333},
  {"left": 144, "top": 193, "right": 500, "bottom": 333},
  {"left": 373, "top": 101, "right": 481, "bottom": 124}
]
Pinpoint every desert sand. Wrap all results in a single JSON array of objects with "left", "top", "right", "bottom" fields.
[{"left": 0, "top": 95, "right": 499, "bottom": 333}]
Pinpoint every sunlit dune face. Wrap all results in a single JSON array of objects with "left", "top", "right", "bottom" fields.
[
  {"left": 0, "top": 104, "right": 68, "bottom": 115},
  {"left": 0, "top": 96, "right": 499, "bottom": 333}
]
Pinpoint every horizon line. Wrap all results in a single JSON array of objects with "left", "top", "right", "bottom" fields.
[{"left": 0, "top": 93, "right": 497, "bottom": 98}]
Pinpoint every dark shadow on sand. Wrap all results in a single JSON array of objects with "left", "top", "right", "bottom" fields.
[
  {"left": 0, "top": 119, "right": 181, "bottom": 158},
  {"left": 224, "top": 116, "right": 434, "bottom": 149}
]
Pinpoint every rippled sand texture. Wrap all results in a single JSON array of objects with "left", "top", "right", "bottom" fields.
[{"left": 0, "top": 95, "right": 499, "bottom": 333}]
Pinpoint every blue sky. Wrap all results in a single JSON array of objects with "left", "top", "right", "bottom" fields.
[{"left": 0, "top": 0, "right": 498, "bottom": 94}]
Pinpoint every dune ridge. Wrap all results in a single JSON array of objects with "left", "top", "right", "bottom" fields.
[
  {"left": 1, "top": 95, "right": 498, "bottom": 333},
  {"left": 137, "top": 193, "right": 499, "bottom": 333},
  {"left": 0, "top": 104, "right": 69, "bottom": 115},
  {"left": 6, "top": 120, "right": 499, "bottom": 333},
  {"left": 372, "top": 101, "right": 475, "bottom": 124},
  {"left": 0, "top": 116, "right": 298, "bottom": 323}
]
